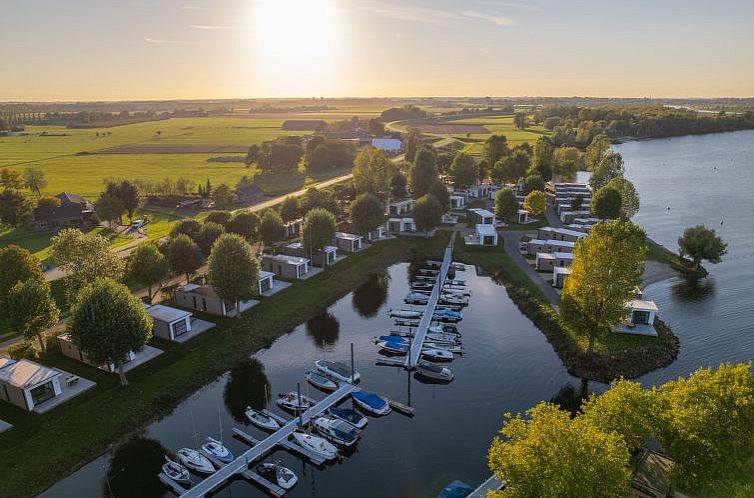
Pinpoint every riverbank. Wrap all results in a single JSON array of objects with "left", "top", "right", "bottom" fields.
[
  {"left": 453, "top": 235, "right": 680, "bottom": 383},
  {"left": 0, "top": 234, "right": 450, "bottom": 497}
]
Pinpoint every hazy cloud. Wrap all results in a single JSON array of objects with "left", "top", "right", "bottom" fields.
[
  {"left": 461, "top": 10, "right": 515, "bottom": 26},
  {"left": 188, "top": 24, "right": 250, "bottom": 30},
  {"left": 144, "top": 38, "right": 195, "bottom": 44},
  {"left": 182, "top": 5, "right": 208, "bottom": 11},
  {"left": 357, "top": 1, "right": 514, "bottom": 27}
]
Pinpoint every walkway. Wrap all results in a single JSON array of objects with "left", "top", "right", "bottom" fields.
[
  {"left": 406, "top": 243, "right": 454, "bottom": 368},
  {"left": 178, "top": 382, "right": 359, "bottom": 498},
  {"left": 501, "top": 230, "right": 560, "bottom": 307},
  {"left": 467, "top": 475, "right": 505, "bottom": 497}
]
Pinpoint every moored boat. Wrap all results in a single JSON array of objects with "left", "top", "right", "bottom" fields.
[
  {"left": 201, "top": 437, "right": 233, "bottom": 463},
  {"left": 328, "top": 407, "right": 368, "bottom": 429},
  {"left": 421, "top": 348, "right": 454, "bottom": 362},
  {"left": 306, "top": 371, "right": 339, "bottom": 391},
  {"left": 162, "top": 456, "right": 191, "bottom": 484},
  {"left": 244, "top": 407, "right": 281, "bottom": 431},
  {"left": 256, "top": 462, "right": 298, "bottom": 490},
  {"left": 277, "top": 392, "right": 317, "bottom": 412},
  {"left": 291, "top": 431, "right": 338, "bottom": 460},
  {"left": 417, "top": 361, "right": 454, "bottom": 382},
  {"left": 315, "top": 359, "right": 361, "bottom": 383},
  {"left": 177, "top": 448, "right": 215, "bottom": 474},
  {"left": 313, "top": 416, "right": 360, "bottom": 447},
  {"left": 377, "top": 340, "right": 409, "bottom": 355},
  {"left": 405, "top": 292, "right": 430, "bottom": 304},
  {"left": 352, "top": 391, "right": 391, "bottom": 415},
  {"left": 388, "top": 308, "right": 423, "bottom": 319}
]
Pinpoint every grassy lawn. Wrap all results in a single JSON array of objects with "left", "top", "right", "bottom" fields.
[
  {"left": 0, "top": 233, "right": 450, "bottom": 497},
  {"left": 500, "top": 219, "right": 549, "bottom": 231}
]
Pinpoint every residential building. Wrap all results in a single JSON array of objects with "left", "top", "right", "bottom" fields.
[
  {"left": 283, "top": 241, "right": 338, "bottom": 266},
  {"left": 468, "top": 208, "right": 496, "bottom": 225},
  {"left": 449, "top": 195, "right": 466, "bottom": 209},
  {"left": 552, "top": 266, "right": 571, "bottom": 288},
  {"left": 516, "top": 209, "right": 530, "bottom": 224},
  {"left": 334, "top": 232, "right": 363, "bottom": 252},
  {"left": 629, "top": 450, "right": 674, "bottom": 498},
  {"left": 260, "top": 254, "right": 311, "bottom": 279},
  {"left": 371, "top": 138, "right": 402, "bottom": 152},
  {"left": 173, "top": 283, "right": 256, "bottom": 317},
  {"left": 387, "top": 199, "right": 414, "bottom": 216},
  {"left": 33, "top": 192, "right": 95, "bottom": 231},
  {"left": 535, "top": 251, "right": 574, "bottom": 271},
  {"left": 537, "top": 227, "right": 587, "bottom": 243},
  {"left": 475, "top": 224, "right": 498, "bottom": 246},
  {"left": 616, "top": 298, "right": 660, "bottom": 336},
  {"left": 387, "top": 217, "right": 417, "bottom": 233},
  {"left": 560, "top": 210, "right": 593, "bottom": 224},
  {"left": 0, "top": 357, "right": 62, "bottom": 411},
  {"left": 283, "top": 218, "right": 303, "bottom": 239},
  {"left": 526, "top": 239, "right": 575, "bottom": 255},
  {"left": 145, "top": 304, "right": 194, "bottom": 341},
  {"left": 235, "top": 184, "right": 265, "bottom": 205}
]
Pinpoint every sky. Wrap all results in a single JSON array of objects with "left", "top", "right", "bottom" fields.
[{"left": 2, "top": 0, "right": 754, "bottom": 101}]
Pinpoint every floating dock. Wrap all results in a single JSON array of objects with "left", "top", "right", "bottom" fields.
[
  {"left": 176, "top": 382, "right": 359, "bottom": 498},
  {"left": 240, "top": 469, "right": 285, "bottom": 497},
  {"left": 467, "top": 475, "right": 505, "bottom": 497}
]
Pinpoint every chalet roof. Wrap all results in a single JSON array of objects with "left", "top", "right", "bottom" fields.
[
  {"left": 262, "top": 253, "right": 309, "bottom": 266},
  {"left": 335, "top": 232, "right": 362, "bottom": 241},
  {"left": 0, "top": 358, "right": 61, "bottom": 389},
  {"left": 145, "top": 304, "right": 192, "bottom": 323}
]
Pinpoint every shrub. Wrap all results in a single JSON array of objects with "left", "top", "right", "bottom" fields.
[{"left": 7, "top": 340, "right": 40, "bottom": 360}]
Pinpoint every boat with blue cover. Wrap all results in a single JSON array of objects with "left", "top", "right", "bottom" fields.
[
  {"left": 352, "top": 391, "right": 391, "bottom": 416},
  {"left": 328, "top": 407, "right": 368, "bottom": 429},
  {"left": 313, "top": 416, "right": 361, "bottom": 447}
]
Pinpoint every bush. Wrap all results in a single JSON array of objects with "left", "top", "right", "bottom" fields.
[
  {"left": 45, "top": 328, "right": 68, "bottom": 351},
  {"left": 7, "top": 340, "right": 40, "bottom": 360}
]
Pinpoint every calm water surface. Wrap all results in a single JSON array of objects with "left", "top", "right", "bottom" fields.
[{"left": 42, "top": 130, "right": 754, "bottom": 497}]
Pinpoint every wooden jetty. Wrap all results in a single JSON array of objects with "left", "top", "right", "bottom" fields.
[
  {"left": 467, "top": 474, "right": 505, "bottom": 497},
  {"left": 158, "top": 472, "right": 187, "bottom": 495},
  {"left": 241, "top": 469, "right": 285, "bottom": 497}
]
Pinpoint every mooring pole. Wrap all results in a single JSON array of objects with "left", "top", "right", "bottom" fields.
[
  {"left": 297, "top": 382, "right": 304, "bottom": 427},
  {"left": 350, "top": 342, "right": 355, "bottom": 384}
]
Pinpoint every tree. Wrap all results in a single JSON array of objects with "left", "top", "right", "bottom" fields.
[
  {"left": 531, "top": 137, "right": 553, "bottom": 181},
  {"left": 350, "top": 193, "right": 384, "bottom": 235},
  {"left": 592, "top": 186, "right": 622, "bottom": 219},
  {"left": 589, "top": 151, "right": 625, "bottom": 190},
  {"left": 495, "top": 187, "right": 518, "bottom": 222},
  {"left": 50, "top": 228, "right": 125, "bottom": 300},
  {"left": 561, "top": 220, "right": 647, "bottom": 353},
  {"left": 105, "top": 180, "right": 141, "bottom": 223},
  {"left": 0, "top": 244, "right": 44, "bottom": 310},
  {"left": 300, "top": 187, "right": 338, "bottom": 215},
  {"left": 205, "top": 210, "right": 232, "bottom": 227},
  {"left": 493, "top": 149, "right": 530, "bottom": 184},
  {"left": 412, "top": 194, "right": 443, "bottom": 234},
  {"left": 523, "top": 190, "right": 546, "bottom": 217},
  {"left": 409, "top": 148, "right": 438, "bottom": 198},
  {"left": 94, "top": 193, "right": 125, "bottom": 228},
  {"left": 605, "top": 177, "right": 640, "bottom": 219},
  {"left": 245, "top": 144, "right": 259, "bottom": 164},
  {"left": 404, "top": 128, "right": 422, "bottom": 163},
  {"left": 0, "top": 189, "right": 33, "bottom": 226},
  {"left": 207, "top": 234, "right": 259, "bottom": 318},
  {"left": 654, "top": 362, "right": 754, "bottom": 487},
  {"left": 301, "top": 208, "right": 337, "bottom": 263},
  {"left": 0, "top": 168, "right": 23, "bottom": 190},
  {"left": 521, "top": 174, "right": 545, "bottom": 195},
  {"left": 280, "top": 196, "right": 300, "bottom": 222},
  {"left": 227, "top": 211, "right": 260, "bottom": 240},
  {"left": 195, "top": 221, "right": 225, "bottom": 255},
  {"left": 259, "top": 210, "right": 285, "bottom": 246},
  {"left": 68, "top": 278, "right": 152, "bottom": 385},
  {"left": 352, "top": 146, "right": 394, "bottom": 196},
  {"left": 553, "top": 146, "right": 581, "bottom": 177},
  {"left": 476, "top": 159, "right": 490, "bottom": 183},
  {"left": 22, "top": 167, "right": 46, "bottom": 196},
  {"left": 212, "top": 184, "right": 235, "bottom": 210},
  {"left": 678, "top": 225, "right": 727, "bottom": 269},
  {"left": 307, "top": 143, "right": 332, "bottom": 173},
  {"left": 579, "top": 379, "right": 654, "bottom": 452},
  {"left": 571, "top": 193, "right": 584, "bottom": 211},
  {"left": 36, "top": 196, "right": 60, "bottom": 209},
  {"left": 7, "top": 279, "right": 59, "bottom": 351},
  {"left": 170, "top": 218, "right": 202, "bottom": 240},
  {"left": 165, "top": 234, "right": 204, "bottom": 283},
  {"left": 584, "top": 134, "right": 612, "bottom": 172},
  {"left": 126, "top": 243, "right": 168, "bottom": 302},
  {"left": 390, "top": 170, "right": 408, "bottom": 198},
  {"left": 488, "top": 402, "right": 631, "bottom": 498},
  {"left": 449, "top": 152, "right": 478, "bottom": 189},
  {"left": 429, "top": 180, "right": 450, "bottom": 211},
  {"left": 483, "top": 134, "right": 509, "bottom": 166},
  {"left": 513, "top": 113, "right": 529, "bottom": 130}
]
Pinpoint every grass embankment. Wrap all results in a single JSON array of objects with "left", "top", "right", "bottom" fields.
[
  {"left": 0, "top": 233, "right": 449, "bottom": 497},
  {"left": 645, "top": 237, "right": 707, "bottom": 277},
  {"left": 453, "top": 234, "right": 679, "bottom": 382}
]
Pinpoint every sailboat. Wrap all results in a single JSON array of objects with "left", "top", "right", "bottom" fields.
[
  {"left": 176, "top": 448, "right": 215, "bottom": 474},
  {"left": 245, "top": 406, "right": 281, "bottom": 431},
  {"left": 256, "top": 462, "right": 298, "bottom": 490},
  {"left": 291, "top": 431, "right": 338, "bottom": 460},
  {"left": 201, "top": 437, "right": 233, "bottom": 463}
]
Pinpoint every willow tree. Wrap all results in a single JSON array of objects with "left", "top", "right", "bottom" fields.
[
  {"left": 68, "top": 278, "right": 153, "bottom": 385},
  {"left": 561, "top": 220, "right": 647, "bottom": 353}
]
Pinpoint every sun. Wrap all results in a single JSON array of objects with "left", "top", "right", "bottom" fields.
[{"left": 250, "top": 0, "right": 341, "bottom": 95}]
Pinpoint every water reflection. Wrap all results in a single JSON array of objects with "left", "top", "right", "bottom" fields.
[
  {"left": 672, "top": 275, "right": 716, "bottom": 302},
  {"left": 352, "top": 271, "right": 390, "bottom": 318},
  {"left": 223, "top": 358, "right": 271, "bottom": 423},
  {"left": 549, "top": 379, "right": 590, "bottom": 417},
  {"left": 306, "top": 311, "right": 340, "bottom": 349},
  {"left": 105, "top": 436, "right": 167, "bottom": 498},
  {"left": 407, "top": 261, "right": 424, "bottom": 285}
]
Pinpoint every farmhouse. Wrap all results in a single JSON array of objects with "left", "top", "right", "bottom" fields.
[
  {"left": 235, "top": 184, "right": 265, "bottom": 205},
  {"left": 468, "top": 208, "right": 496, "bottom": 225},
  {"left": 57, "top": 334, "right": 162, "bottom": 373},
  {"left": 388, "top": 199, "right": 414, "bottom": 216},
  {"left": 260, "top": 254, "right": 311, "bottom": 280},
  {"left": 173, "top": 284, "right": 257, "bottom": 317},
  {"left": 334, "top": 232, "right": 363, "bottom": 253},
  {"left": 535, "top": 251, "right": 574, "bottom": 271},
  {"left": 33, "top": 192, "right": 96, "bottom": 231},
  {"left": 552, "top": 266, "right": 571, "bottom": 288}
]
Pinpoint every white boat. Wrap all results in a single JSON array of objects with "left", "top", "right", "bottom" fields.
[
  {"left": 245, "top": 407, "right": 281, "bottom": 431},
  {"left": 388, "top": 308, "right": 423, "bottom": 319},
  {"left": 419, "top": 268, "right": 439, "bottom": 275},
  {"left": 416, "top": 361, "right": 454, "bottom": 382},
  {"left": 313, "top": 416, "right": 360, "bottom": 447},
  {"left": 421, "top": 348, "right": 454, "bottom": 362},
  {"left": 446, "top": 279, "right": 466, "bottom": 286},
  {"left": 352, "top": 391, "right": 391, "bottom": 416},
  {"left": 442, "top": 287, "right": 471, "bottom": 297},
  {"left": 428, "top": 325, "right": 461, "bottom": 336},
  {"left": 256, "top": 462, "right": 298, "bottom": 490},
  {"left": 291, "top": 431, "right": 338, "bottom": 461},
  {"left": 328, "top": 407, "right": 368, "bottom": 429},
  {"left": 439, "top": 294, "right": 469, "bottom": 306},
  {"left": 315, "top": 359, "right": 361, "bottom": 383},
  {"left": 162, "top": 456, "right": 191, "bottom": 484},
  {"left": 425, "top": 332, "right": 461, "bottom": 344},
  {"left": 451, "top": 263, "right": 466, "bottom": 271},
  {"left": 177, "top": 448, "right": 215, "bottom": 474},
  {"left": 377, "top": 340, "right": 409, "bottom": 355},
  {"left": 277, "top": 392, "right": 317, "bottom": 412},
  {"left": 405, "top": 292, "right": 430, "bottom": 304},
  {"left": 306, "top": 371, "right": 339, "bottom": 391},
  {"left": 201, "top": 437, "right": 233, "bottom": 463},
  {"left": 411, "top": 282, "right": 434, "bottom": 291},
  {"left": 395, "top": 318, "right": 420, "bottom": 327}
]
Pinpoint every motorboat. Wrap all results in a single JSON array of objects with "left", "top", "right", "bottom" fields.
[
  {"left": 328, "top": 407, "right": 368, "bottom": 429},
  {"left": 256, "top": 462, "right": 298, "bottom": 490},
  {"left": 176, "top": 448, "right": 215, "bottom": 474},
  {"left": 352, "top": 391, "right": 391, "bottom": 416},
  {"left": 433, "top": 309, "right": 462, "bottom": 322},
  {"left": 411, "top": 282, "right": 434, "bottom": 291},
  {"left": 377, "top": 340, "right": 409, "bottom": 355},
  {"left": 315, "top": 359, "right": 361, "bottom": 383},
  {"left": 424, "top": 342, "right": 463, "bottom": 353},
  {"left": 162, "top": 456, "right": 190, "bottom": 484},
  {"left": 277, "top": 392, "right": 317, "bottom": 412},
  {"left": 446, "top": 279, "right": 466, "bottom": 286},
  {"left": 436, "top": 480, "right": 473, "bottom": 498},
  {"left": 201, "top": 437, "right": 233, "bottom": 463},
  {"left": 428, "top": 325, "right": 461, "bottom": 336},
  {"left": 436, "top": 304, "right": 464, "bottom": 312},
  {"left": 313, "top": 416, "right": 360, "bottom": 447},
  {"left": 306, "top": 371, "right": 339, "bottom": 391},
  {"left": 419, "top": 268, "right": 439, "bottom": 275},
  {"left": 291, "top": 431, "right": 338, "bottom": 461},
  {"left": 442, "top": 287, "right": 471, "bottom": 297},
  {"left": 389, "top": 308, "right": 423, "bottom": 319},
  {"left": 426, "top": 259, "right": 442, "bottom": 267},
  {"left": 450, "top": 263, "right": 466, "bottom": 271},
  {"left": 395, "top": 318, "right": 420, "bottom": 327},
  {"left": 405, "top": 292, "right": 430, "bottom": 305},
  {"left": 425, "top": 332, "right": 461, "bottom": 344},
  {"left": 439, "top": 295, "right": 468, "bottom": 306},
  {"left": 417, "top": 361, "right": 454, "bottom": 382},
  {"left": 245, "top": 407, "right": 281, "bottom": 431},
  {"left": 421, "top": 348, "right": 454, "bottom": 362}
]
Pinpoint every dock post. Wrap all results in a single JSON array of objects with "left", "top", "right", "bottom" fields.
[
  {"left": 350, "top": 342, "right": 355, "bottom": 384},
  {"left": 297, "top": 382, "right": 304, "bottom": 427}
]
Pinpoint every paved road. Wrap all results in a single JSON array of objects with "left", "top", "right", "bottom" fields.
[{"left": 502, "top": 229, "right": 561, "bottom": 307}]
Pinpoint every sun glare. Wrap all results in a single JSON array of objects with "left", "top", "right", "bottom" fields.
[{"left": 251, "top": 0, "right": 340, "bottom": 95}]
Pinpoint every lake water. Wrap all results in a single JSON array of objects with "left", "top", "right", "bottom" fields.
[{"left": 40, "top": 130, "right": 754, "bottom": 498}]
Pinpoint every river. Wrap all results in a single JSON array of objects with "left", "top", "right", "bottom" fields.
[{"left": 40, "top": 130, "right": 754, "bottom": 497}]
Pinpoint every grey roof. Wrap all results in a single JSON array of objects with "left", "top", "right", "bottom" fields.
[
  {"left": 33, "top": 203, "right": 87, "bottom": 222},
  {"left": 56, "top": 192, "right": 87, "bottom": 205},
  {"left": 236, "top": 184, "right": 264, "bottom": 196},
  {"left": 145, "top": 304, "right": 192, "bottom": 323},
  {"left": 0, "top": 358, "right": 61, "bottom": 389}
]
